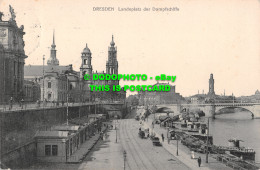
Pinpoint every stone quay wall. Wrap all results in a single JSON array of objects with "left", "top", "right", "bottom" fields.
[{"left": 0, "top": 104, "right": 100, "bottom": 168}]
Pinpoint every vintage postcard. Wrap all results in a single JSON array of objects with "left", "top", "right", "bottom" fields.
[{"left": 0, "top": 0, "right": 260, "bottom": 169}]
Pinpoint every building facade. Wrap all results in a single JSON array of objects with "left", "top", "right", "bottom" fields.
[
  {"left": 35, "top": 116, "right": 103, "bottom": 162},
  {"left": 24, "top": 80, "right": 41, "bottom": 102},
  {"left": 24, "top": 32, "right": 81, "bottom": 103},
  {"left": 24, "top": 34, "right": 126, "bottom": 103},
  {"left": 0, "top": 6, "right": 27, "bottom": 103},
  {"left": 138, "top": 83, "right": 184, "bottom": 105}
]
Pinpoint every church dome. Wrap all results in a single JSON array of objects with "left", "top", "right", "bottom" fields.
[
  {"left": 255, "top": 89, "right": 260, "bottom": 95},
  {"left": 82, "top": 44, "right": 91, "bottom": 54}
]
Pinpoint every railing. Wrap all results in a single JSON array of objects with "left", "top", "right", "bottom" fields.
[
  {"left": 180, "top": 103, "right": 260, "bottom": 106},
  {"left": 217, "top": 146, "right": 255, "bottom": 152},
  {"left": 0, "top": 101, "right": 125, "bottom": 112}
]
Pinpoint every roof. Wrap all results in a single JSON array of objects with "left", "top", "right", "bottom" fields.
[
  {"left": 159, "top": 115, "right": 169, "bottom": 121},
  {"left": 35, "top": 131, "right": 69, "bottom": 138},
  {"left": 153, "top": 82, "right": 175, "bottom": 88},
  {"left": 82, "top": 44, "right": 91, "bottom": 53},
  {"left": 52, "top": 125, "right": 80, "bottom": 131},
  {"left": 89, "top": 114, "right": 104, "bottom": 118},
  {"left": 24, "top": 65, "right": 70, "bottom": 77}
]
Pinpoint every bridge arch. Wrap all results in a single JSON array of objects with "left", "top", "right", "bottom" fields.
[
  {"left": 215, "top": 106, "right": 255, "bottom": 117},
  {"left": 158, "top": 103, "right": 260, "bottom": 118}
]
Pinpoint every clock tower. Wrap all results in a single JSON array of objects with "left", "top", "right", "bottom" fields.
[{"left": 80, "top": 44, "right": 92, "bottom": 80}]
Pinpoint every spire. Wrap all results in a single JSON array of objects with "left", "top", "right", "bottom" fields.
[
  {"left": 53, "top": 30, "right": 55, "bottom": 45},
  {"left": 47, "top": 30, "right": 59, "bottom": 66},
  {"left": 110, "top": 34, "right": 115, "bottom": 47},
  {"left": 51, "top": 30, "right": 56, "bottom": 49}
]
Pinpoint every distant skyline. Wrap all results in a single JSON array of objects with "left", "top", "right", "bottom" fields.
[{"left": 0, "top": 0, "right": 260, "bottom": 97}]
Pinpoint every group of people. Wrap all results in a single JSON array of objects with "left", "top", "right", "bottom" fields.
[
  {"left": 138, "top": 108, "right": 203, "bottom": 168},
  {"left": 35, "top": 99, "right": 68, "bottom": 108},
  {"left": 8, "top": 97, "right": 24, "bottom": 110},
  {"left": 7, "top": 97, "right": 68, "bottom": 110}
]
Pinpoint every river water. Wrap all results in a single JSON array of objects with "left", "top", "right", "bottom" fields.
[{"left": 208, "top": 111, "right": 260, "bottom": 163}]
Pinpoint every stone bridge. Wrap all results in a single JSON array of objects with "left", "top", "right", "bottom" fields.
[{"left": 157, "top": 103, "right": 260, "bottom": 118}]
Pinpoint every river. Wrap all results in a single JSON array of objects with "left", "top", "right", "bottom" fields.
[{"left": 208, "top": 111, "right": 260, "bottom": 163}]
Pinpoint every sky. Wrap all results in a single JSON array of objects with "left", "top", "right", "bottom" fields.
[{"left": 0, "top": 0, "right": 260, "bottom": 97}]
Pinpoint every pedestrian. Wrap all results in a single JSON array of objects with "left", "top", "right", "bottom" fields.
[
  {"left": 100, "top": 132, "right": 103, "bottom": 140},
  {"left": 197, "top": 156, "right": 201, "bottom": 167},
  {"left": 161, "top": 133, "right": 164, "bottom": 142},
  {"left": 37, "top": 100, "right": 40, "bottom": 107},
  {"left": 191, "top": 151, "right": 195, "bottom": 159},
  {"left": 43, "top": 99, "right": 46, "bottom": 107},
  {"left": 9, "top": 97, "right": 13, "bottom": 110},
  {"left": 21, "top": 99, "right": 24, "bottom": 109}
]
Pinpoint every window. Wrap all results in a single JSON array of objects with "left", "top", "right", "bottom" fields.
[
  {"left": 48, "top": 93, "right": 51, "bottom": 99},
  {"left": 84, "top": 59, "right": 87, "bottom": 65},
  {"left": 52, "top": 145, "right": 58, "bottom": 156},
  {"left": 45, "top": 145, "right": 58, "bottom": 156},
  {"left": 45, "top": 145, "right": 51, "bottom": 156},
  {"left": 48, "top": 82, "right": 51, "bottom": 88},
  {"left": 70, "top": 84, "right": 73, "bottom": 90}
]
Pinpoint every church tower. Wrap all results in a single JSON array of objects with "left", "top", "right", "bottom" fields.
[
  {"left": 106, "top": 35, "right": 118, "bottom": 85},
  {"left": 47, "top": 31, "right": 59, "bottom": 66},
  {"left": 106, "top": 35, "right": 118, "bottom": 75},
  {"left": 80, "top": 43, "right": 92, "bottom": 79},
  {"left": 208, "top": 73, "right": 215, "bottom": 97}
]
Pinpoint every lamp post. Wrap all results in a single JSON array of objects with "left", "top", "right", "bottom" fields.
[
  {"left": 115, "top": 119, "right": 118, "bottom": 143},
  {"left": 123, "top": 150, "right": 127, "bottom": 170},
  {"left": 42, "top": 55, "right": 45, "bottom": 105},
  {"left": 89, "top": 92, "right": 91, "bottom": 113},
  {"left": 206, "top": 117, "right": 209, "bottom": 163},
  {"left": 95, "top": 93, "right": 97, "bottom": 121},
  {"left": 66, "top": 73, "right": 69, "bottom": 125},
  {"left": 176, "top": 135, "right": 179, "bottom": 156},
  {"left": 42, "top": 55, "right": 46, "bottom": 130},
  {"left": 42, "top": 55, "right": 45, "bottom": 130}
]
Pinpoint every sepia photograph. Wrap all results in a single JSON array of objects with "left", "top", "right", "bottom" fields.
[{"left": 0, "top": 0, "right": 260, "bottom": 169}]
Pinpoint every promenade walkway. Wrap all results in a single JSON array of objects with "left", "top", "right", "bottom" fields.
[
  {"left": 142, "top": 115, "right": 232, "bottom": 170},
  {"left": 0, "top": 101, "right": 124, "bottom": 112},
  {"left": 0, "top": 102, "right": 88, "bottom": 112},
  {"left": 67, "top": 126, "right": 108, "bottom": 163}
]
